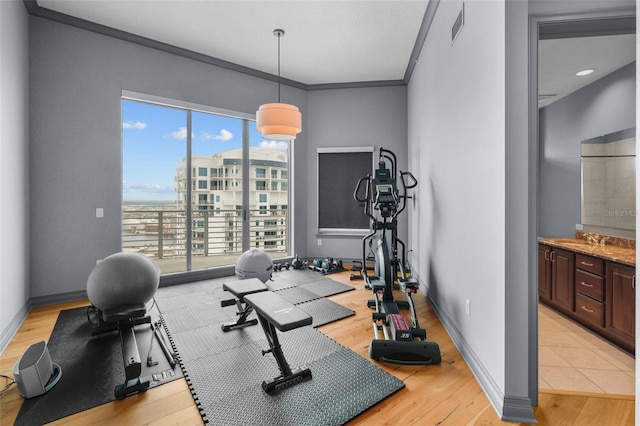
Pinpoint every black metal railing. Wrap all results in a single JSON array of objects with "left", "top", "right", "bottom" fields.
[{"left": 122, "top": 208, "right": 288, "bottom": 265}]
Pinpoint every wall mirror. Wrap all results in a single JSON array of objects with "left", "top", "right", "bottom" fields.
[{"left": 581, "top": 127, "right": 636, "bottom": 236}]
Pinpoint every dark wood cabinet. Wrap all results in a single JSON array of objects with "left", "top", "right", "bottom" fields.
[
  {"left": 550, "top": 248, "right": 575, "bottom": 313},
  {"left": 538, "top": 243, "right": 575, "bottom": 314},
  {"left": 538, "top": 242, "right": 636, "bottom": 354},
  {"left": 538, "top": 244, "right": 552, "bottom": 301},
  {"left": 574, "top": 254, "right": 605, "bottom": 329},
  {"left": 606, "top": 262, "right": 635, "bottom": 352}
]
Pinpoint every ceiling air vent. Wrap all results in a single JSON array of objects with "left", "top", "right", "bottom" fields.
[{"left": 452, "top": 3, "right": 465, "bottom": 44}]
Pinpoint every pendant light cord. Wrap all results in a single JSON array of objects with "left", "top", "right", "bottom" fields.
[{"left": 277, "top": 30, "right": 282, "bottom": 103}]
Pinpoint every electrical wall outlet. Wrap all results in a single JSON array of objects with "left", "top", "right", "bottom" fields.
[
  {"left": 465, "top": 299, "right": 471, "bottom": 317},
  {"left": 96, "top": 207, "right": 104, "bottom": 218},
  {"left": 317, "top": 238, "right": 322, "bottom": 246}
]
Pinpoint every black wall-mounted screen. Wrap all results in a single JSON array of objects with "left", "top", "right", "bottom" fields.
[{"left": 317, "top": 148, "right": 373, "bottom": 232}]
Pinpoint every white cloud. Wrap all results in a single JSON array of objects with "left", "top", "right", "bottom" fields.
[
  {"left": 123, "top": 181, "right": 175, "bottom": 195},
  {"left": 123, "top": 121, "right": 147, "bottom": 130},
  {"left": 202, "top": 129, "right": 233, "bottom": 142},
  {"left": 171, "top": 127, "right": 193, "bottom": 140},
  {"left": 214, "top": 129, "right": 233, "bottom": 141},
  {"left": 260, "top": 140, "right": 289, "bottom": 152}
]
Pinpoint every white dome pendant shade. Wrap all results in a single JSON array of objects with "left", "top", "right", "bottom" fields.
[
  {"left": 256, "top": 103, "right": 301, "bottom": 141},
  {"left": 256, "top": 29, "right": 301, "bottom": 141}
]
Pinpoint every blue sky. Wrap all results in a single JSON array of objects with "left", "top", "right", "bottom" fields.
[{"left": 122, "top": 100, "right": 288, "bottom": 202}]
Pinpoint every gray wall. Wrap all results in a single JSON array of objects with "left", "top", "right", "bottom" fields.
[
  {"left": 304, "top": 86, "right": 408, "bottom": 260},
  {"left": 407, "top": 0, "right": 515, "bottom": 416},
  {"left": 0, "top": 0, "right": 30, "bottom": 349},
  {"left": 27, "top": 15, "right": 408, "bottom": 302},
  {"left": 28, "top": 16, "right": 307, "bottom": 300},
  {"left": 539, "top": 62, "right": 636, "bottom": 238}
]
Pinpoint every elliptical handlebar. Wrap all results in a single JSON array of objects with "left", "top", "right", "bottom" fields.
[
  {"left": 353, "top": 174, "right": 375, "bottom": 223},
  {"left": 353, "top": 174, "right": 371, "bottom": 204},
  {"left": 394, "top": 171, "right": 417, "bottom": 219},
  {"left": 401, "top": 171, "right": 418, "bottom": 189}
]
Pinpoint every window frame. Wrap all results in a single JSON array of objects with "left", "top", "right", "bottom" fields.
[{"left": 121, "top": 90, "right": 294, "bottom": 284}]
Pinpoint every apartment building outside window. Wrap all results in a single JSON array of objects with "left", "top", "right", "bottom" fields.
[{"left": 122, "top": 94, "right": 291, "bottom": 276}]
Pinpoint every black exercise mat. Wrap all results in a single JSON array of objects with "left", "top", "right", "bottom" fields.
[
  {"left": 296, "top": 298, "right": 356, "bottom": 328},
  {"left": 157, "top": 296, "right": 404, "bottom": 425},
  {"left": 274, "top": 286, "right": 322, "bottom": 305},
  {"left": 196, "top": 347, "right": 404, "bottom": 425},
  {"left": 300, "top": 278, "right": 356, "bottom": 298},
  {"left": 158, "top": 270, "right": 356, "bottom": 329},
  {"left": 268, "top": 268, "right": 354, "bottom": 294},
  {"left": 14, "top": 306, "right": 182, "bottom": 426}
]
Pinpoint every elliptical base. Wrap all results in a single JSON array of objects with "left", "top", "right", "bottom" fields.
[{"left": 369, "top": 339, "right": 441, "bottom": 366}]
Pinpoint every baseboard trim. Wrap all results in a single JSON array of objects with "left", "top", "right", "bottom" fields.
[
  {"left": 0, "top": 301, "right": 31, "bottom": 354},
  {"left": 502, "top": 395, "right": 537, "bottom": 423},
  {"left": 425, "top": 291, "right": 505, "bottom": 416},
  {"left": 30, "top": 289, "right": 88, "bottom": 307},
  {"left": 424, "top": 286, "right": 535, "bottom": 424}
]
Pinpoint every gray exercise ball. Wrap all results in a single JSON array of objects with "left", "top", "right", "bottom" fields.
[
  {"left": 87, "top": 252, "right": 159, "bottom": 311},
  {"left": 235, "top": 249, "right": 273, "bottom": 283}
]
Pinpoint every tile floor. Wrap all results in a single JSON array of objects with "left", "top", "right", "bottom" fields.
[{"left": 539, "top": 303, "right": 635, "bottom": 395}]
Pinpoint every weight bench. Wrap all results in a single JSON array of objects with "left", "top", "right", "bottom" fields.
[
  {"left": 243, "top": 291, "right": 313, "bottom": 394},
  {"left": 221, "top": 278, "right": 269, "bottom": 332}
]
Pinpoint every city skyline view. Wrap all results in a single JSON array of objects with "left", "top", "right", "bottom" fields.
[{"left": 122, "top": 99, "right": 288, "bottom": 202}]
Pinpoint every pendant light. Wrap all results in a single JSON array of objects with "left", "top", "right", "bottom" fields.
[{"left": 256, "top": 29, "right": 302, "bottom": 141}]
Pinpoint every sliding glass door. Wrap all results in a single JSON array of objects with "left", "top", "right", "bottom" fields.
[{"left": 122, "top": 97, "right": 290, "bottom": 275}]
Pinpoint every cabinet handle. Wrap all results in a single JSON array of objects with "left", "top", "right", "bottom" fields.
[
  {"left": 579, "top": 281, "right": 594, "bottom": 288},
  {"left": 544, "top": 250, "right": 549, "bottom": 261},
  {"left": 580, "top": 261, "right": 594, "bottom": 267},
  {"left": 580, "top": 305, "right": 594, "bottom": 313},
  {"left": 550, "top": 251, "right": 555, "bottom": 262}
]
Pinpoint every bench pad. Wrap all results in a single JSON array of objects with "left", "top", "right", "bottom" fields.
[
  {"left": 223, "top": 278, "right": 268, "bottom": 300},
  {"left": 244, "top": 292, "right": 312, "bottom": 332}
]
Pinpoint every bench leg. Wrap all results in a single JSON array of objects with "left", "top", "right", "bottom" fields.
[
  {"left": 221, "top": 300, "right": 259, "bottom": 332},
  {"left": 256, "top": 315, "right": 312, "bottom": 394}
]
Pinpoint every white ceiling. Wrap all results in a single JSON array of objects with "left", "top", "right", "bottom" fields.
[
  {"left": 36, "top": 0, "right": 636, "bottom": 101},
  {"left": 538, "top": 34, "right": 636, "bottom": 108},
  {"left": 37, "top": 0, "right": 429, "bottom": 86}
]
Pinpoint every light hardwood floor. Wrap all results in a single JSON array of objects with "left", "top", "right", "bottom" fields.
[{"left": 0, "top": 271, "right": 635, "bottom": 425}]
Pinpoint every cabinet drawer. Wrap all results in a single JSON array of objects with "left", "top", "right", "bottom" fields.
[
  {"left": 575, "top": 254, "right": 604, "bottom": 275},
  {"left": 575, "top": 270, "right": 604, "bottom": 302},
  {"left": 575, "top": 293, "right": 604, "bottom": 328}
]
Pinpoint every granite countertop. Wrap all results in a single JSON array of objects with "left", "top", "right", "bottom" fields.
[{"left": 538, "top": 232, "right": 636, "bottom": 267}]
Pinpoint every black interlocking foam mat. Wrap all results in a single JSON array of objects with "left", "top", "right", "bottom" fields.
[
  {"left": 195, "top": 347, "right": 405, "bottom": 426},
  {"left": 14, "top": 306, "right": 182, "bottom": 426},
  {"left": 268, "top": 268, "right": 351, "bottom": 292},
  {"left": 155, "top": 271, "right": 402, "bottom": 425},
  {"left": 300, "top": 278, "right": 356, "bottom": 298},
  {"left": 295, "top": 298, "right": 356, "bottom": 328},
  {"left": 159, "top": 307, "right": 403, "bottom": 425},
  {"left": 274, "top": 286, "right": 322, "bottom": 305}
]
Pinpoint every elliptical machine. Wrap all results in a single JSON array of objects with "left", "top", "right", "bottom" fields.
[{"left": 354, "top": 148, "right": 441, "bottom": 365}]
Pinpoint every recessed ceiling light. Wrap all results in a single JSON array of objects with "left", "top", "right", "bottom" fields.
[{"left": 576, "top": 69, "right": 595, "bottom": 77}]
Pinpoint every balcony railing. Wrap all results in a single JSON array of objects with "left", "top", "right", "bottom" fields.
[{"left": 123, "top": 207, "right": 288, "bottom": 273}]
